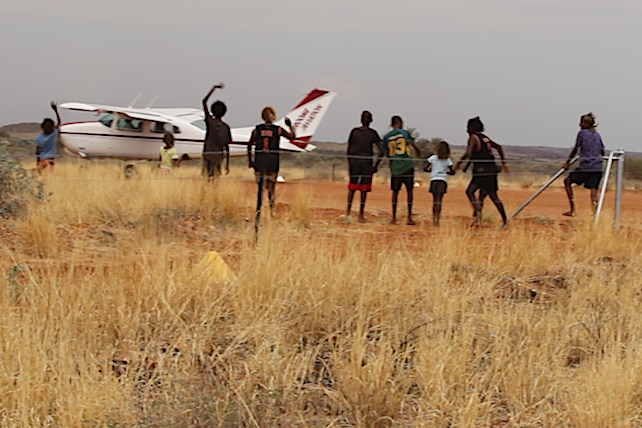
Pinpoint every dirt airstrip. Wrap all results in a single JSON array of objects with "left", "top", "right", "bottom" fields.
[{"left": 257, "top": 180, "right": 642, "bottom": 228}]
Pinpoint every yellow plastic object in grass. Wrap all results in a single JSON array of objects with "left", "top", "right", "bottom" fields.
[{"left": 196, "top": 251, "right": 238, "bottom": 285}]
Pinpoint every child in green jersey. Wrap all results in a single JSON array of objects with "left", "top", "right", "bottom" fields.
[{"left": 382, "top": 115, "right": 421, "bottom": 225}]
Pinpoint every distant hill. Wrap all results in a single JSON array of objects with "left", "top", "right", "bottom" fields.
[
  {"left": 0, "top": 122, "right": 40, "bottom": 134},
  {"left": 0, "top": 123, "right": 41, "bottom": 159},
  {"left": 314, "top": 142, "right": 641, "bottom": 159},
  {"left": 501, "top": 145, "right": 569, "bottom": 159},
  {"left": 312, "top": 141, "right": 642, "bottom": 180}
]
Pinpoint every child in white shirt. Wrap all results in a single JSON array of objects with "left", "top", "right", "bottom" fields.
[{"left": 424, "top": 141, "right": 455, "bottom": 226}]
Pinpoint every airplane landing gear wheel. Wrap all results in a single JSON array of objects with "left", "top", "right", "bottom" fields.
[{"left": 124, "top": 164, "right": 135, "bottom": 178}]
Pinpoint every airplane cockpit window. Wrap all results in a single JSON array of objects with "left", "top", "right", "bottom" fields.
[
  {"left": 99, "top": 114, "right": 115, "bottom": 128},
  {"left": 190, "top": 119, "right": 206, "bottom": 131},
  {"left": 116, "top": 118, "right": 143, "bottom": 131},
  {"left": 151, "top": 121, "right": 181, "bottom": 134},
  {"left": 152, "top": 121, "right": 166, "bottom": 133}
]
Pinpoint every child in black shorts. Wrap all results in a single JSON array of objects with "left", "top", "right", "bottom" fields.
[{"left": 424, "top": 141, "right": 455, "bottom": 227}]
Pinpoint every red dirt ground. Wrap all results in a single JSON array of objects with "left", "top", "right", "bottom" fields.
[{"left": 265, "top": 180, "right": 642, "bottom": 228}]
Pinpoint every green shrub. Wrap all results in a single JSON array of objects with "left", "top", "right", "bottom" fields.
[{"left": 0, "top": 141, "right": 44, "bottom": 218}]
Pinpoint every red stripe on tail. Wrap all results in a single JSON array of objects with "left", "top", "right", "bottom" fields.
[
  {"left": 293, "top": 89, "right": 329, "bottom": 109},
  {"left": 289, "top": 138, "right": 311, "bottom": 149}
]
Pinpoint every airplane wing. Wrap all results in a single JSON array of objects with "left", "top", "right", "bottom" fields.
[{"left": 60, "top": 102, "right": 172, "bottom": 123}]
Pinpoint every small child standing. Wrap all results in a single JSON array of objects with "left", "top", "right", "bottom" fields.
[
  {"left": 424, "top": 141, "right": 455, "bottom": 227},
  {"left": 159, "top": 131, "right": 179, "bottom": 174}
]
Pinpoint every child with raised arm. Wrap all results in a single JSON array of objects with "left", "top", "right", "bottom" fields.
[
  {"left": 562, "top": 112, "right": 605, "bottom": 217},
  {"left": 202, "top": 83, "right": 231, "bottom": 181},
  {"left": 424, "top": 141, "right": 455, "bottom": 227},
  {"left": 35, "top": 101, "right": 61, "bottom": 174},
  {"left": 247, "top": 106, "right": 296, "bottom": 215}
]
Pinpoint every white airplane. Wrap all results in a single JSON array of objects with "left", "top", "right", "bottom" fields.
[{"left": 59, "top": 88, "right": 336, "bottom": 164}]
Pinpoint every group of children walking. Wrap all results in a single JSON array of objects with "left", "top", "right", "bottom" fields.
[
  {"left": 35, "top": 84, "right": 606, "bottom": 227},
  {"left": 345, "top": 111, "right": 605, "bottom": 227},
  {"left": 345, "top": 112, "right": 507, "bottom": 227}
]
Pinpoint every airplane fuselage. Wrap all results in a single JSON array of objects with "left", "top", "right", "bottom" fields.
[
  {"left": 58, "top": 89, "right": 335, "bottom": 161},
  {"left": 61, "top": 115, "right": 262, "bottom": 160}
]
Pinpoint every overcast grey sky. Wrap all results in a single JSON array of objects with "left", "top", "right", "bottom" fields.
[{"left": 2, "top": 0, "right": 641, "bottom": 151}]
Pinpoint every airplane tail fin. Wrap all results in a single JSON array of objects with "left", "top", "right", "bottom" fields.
[{"left": 276, "top": 88, "right": 337, "bottom": 151}]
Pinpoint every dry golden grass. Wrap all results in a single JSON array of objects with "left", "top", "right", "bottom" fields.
[{"left": 1, "top": 160, "right": 642, "bottom": 426}]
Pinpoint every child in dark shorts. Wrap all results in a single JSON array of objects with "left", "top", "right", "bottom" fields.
[
  {"left": 382, "top": 115, "right": 421, "bottom": 225},
  {"left": 455, "top": 117, "right": 509, "bottom": 227},
  {"left": 346, "top": 110, "right": 383, "bottom": 222},
  {"left": 562, "top": 112, "right": 605, "bottom": 217},
  {"left": 423, "top": 141, "right": 455, "bottom": 227},
  {"left": 247, "top": 106, "right": 296, "bottom": 215},
  {"left": 201, "top": 83, "right": 231, "bottom": 181}
]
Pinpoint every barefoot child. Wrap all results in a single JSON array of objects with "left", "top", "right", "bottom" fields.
[
  {"left": 424, "top": 141, "right": 455, "bottom": 227},
  {"left": 247, "top": 107, "right": 296, "bottom": 216},
  {"left": 382, "top": 115, "right": 421, "bottom": 225},
  {"left": 346, "top": 110, "right": 383, "bottom": 222},
  {"left": 202, "top": 83, "right": 231, "bottom": 181},
  {"left": 562, "top": 112, "right": 605, "bottom": 217},
  {"left": 455, "top": 117, "right": 509, "bottom": 227}
]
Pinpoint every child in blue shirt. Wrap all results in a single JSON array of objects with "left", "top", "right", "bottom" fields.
[
  {"left": 562, "top": 113, "right": 605, "bottom": 216},
  {"left": 35, "top": 102, "right": 61, "bottom": 174}
]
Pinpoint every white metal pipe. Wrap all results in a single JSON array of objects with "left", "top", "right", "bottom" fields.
[
  {"left": 509, "top": 156, "right": 578, "bottom": 220},
  {"left": 614, "top": 150, "right": 625, "bottom": 229},
  {"left": 594, "top": 150, "right": 625, "bottom": 226},
  {"left": 594, "top": 152, "right": 616, "bottom": 224}
]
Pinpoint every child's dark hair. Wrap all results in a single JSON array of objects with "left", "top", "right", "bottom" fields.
[
  {"left": 163, "top": 131, "right": 175, "bottom": 146},
  {"left": 580, "top": 112, "right": 597, "bottom": 130},
  {"left": 211, "top": 100, "right": 227, "bottom": 119},
  {"left": 40, "top": 118, "right": 54, "bottom": 130},
  {"left": 467, "top": 116, "right": 484, "bottom": 133},
  {"left": 261, "top": 106, "right": 277, "bottom": 122},
  {"left": 435, "top": 140, "right": 451, "bottom": 160},
  {"left": 390, "top": 115, "right": 402, "bottom": 127},
  {"left": 360, "top": 110, "right": 372, "bottom": 126}
]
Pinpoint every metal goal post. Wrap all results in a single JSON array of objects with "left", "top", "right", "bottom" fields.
[{"left": 509, "top": 150, "right": 625, "bottom": 229}]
